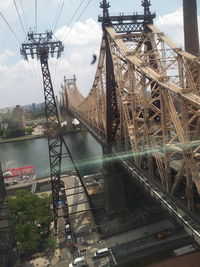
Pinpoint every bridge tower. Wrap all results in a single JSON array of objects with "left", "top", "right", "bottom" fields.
[
  {"left": 183, "top": 0, "right": 199, "bottom": 57},
  {"left": 100, "top": 0, "right": 127, "bottom": 218},
  {"left": 100, "top": 0, "right": 119, "bottom": 153},
  {"left": 59, "top": 77, "right": 73, "bottom": 132}
]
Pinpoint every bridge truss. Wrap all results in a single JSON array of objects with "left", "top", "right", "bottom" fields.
[{"left": 63, "top": 0, "right": 200, "bottom": 212}]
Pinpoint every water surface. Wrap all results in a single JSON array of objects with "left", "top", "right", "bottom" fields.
[{"left": 0, "top": 131, "right": 102, "bottom": 178}]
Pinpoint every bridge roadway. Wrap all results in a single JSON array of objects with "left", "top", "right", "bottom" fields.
[
  {"left": 69, "top": 109, "right": 200, "bottom": 247},
  {"left": 5, "top": 170, "right": 77, "bottom": 196}
]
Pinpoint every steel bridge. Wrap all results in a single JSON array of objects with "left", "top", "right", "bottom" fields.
[{"left": 59, "top": 0, "right": 200, "bottom": 245}]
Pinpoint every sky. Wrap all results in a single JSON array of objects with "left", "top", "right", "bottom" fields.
[{"left": 0, "top": 0, "right": 199, "bottom": 108}]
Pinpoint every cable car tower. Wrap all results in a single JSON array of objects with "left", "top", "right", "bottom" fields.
[{"left": 21, "top": 31, "right": 64, "bottom": 232}]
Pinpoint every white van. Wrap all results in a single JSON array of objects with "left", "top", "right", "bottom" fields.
[
  {"left": 69, "top": 256, "right": 87, "bottom": 267},
  {"left": 93, "top": 248, "right": 109, "bottom": 258},
  {"left": 67, "top": 234, "right": 72, "bottom": 242}
]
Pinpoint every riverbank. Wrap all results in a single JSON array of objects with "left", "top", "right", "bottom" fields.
[{"left": 0, "top": 134, "right": 45, "bottom": 144}]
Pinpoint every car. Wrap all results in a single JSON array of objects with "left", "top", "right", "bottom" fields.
[
  {"left": 67, "top": 234, "right": 72, "bottom": 242},
  {"left": 93, "top": 248, "right": 109, "bottom": 259},
  {"left": 65, "top": 224, "right": 71, "bottom": 233}
]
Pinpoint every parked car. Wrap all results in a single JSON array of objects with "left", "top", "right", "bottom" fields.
[
  {"left": 67, "top": 234, "right": 72, "bottom": 242},
  {"left": 65, "top": 224, "right": 71, "bottom": 233}
]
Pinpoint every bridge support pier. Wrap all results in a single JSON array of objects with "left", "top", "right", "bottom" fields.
[
  {"left": 65, "top": 113, "right": 73, "bottom": 132},
  {"left": 102, "top": 150, "right": 128, "bottom": 218}
]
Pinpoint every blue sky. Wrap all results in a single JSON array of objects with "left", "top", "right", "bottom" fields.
[{"left": 0, "top": 0, "right": 199, "bottom": 107}]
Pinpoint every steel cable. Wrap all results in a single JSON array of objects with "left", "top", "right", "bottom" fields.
[
  {"left": 53, "top": 0, "right": 67, "bottom": 33},
  {"left": 53, "top": 0, "right": 92, "bottom": 80},
  {"left": 61, "top": 0, "right": 92, "bottom": 42},
  {"left": 19, "top": 0, "right": 28, "bottom": 32},
  {"left": 35, "top": 0, "right": 37, "bottom": 32},
  {"left": 0, "top": 12, "right": 21, "bottom": 44},
  {"left": 58, "top": 0, "right": 86, "bottom": 41},
  {"left": 13, "top": 0, "right": 27, "bottom": 37}
]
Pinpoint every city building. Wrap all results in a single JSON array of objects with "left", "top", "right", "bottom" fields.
[{"left": 11, "top": 105, "right": 26, "bottom": 129}]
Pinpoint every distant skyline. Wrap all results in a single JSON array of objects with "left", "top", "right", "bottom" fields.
[{"left": 0, "top": 0, "right": 199, "bottom": 108}]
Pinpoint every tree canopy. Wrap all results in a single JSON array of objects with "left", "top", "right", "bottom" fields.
[{"left": 8, "top": 190, "right": 54, "bottom": 255}]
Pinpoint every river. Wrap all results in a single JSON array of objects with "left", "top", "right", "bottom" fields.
[{"left": 0, "top": 131, "right": 102, "bottom": 179}]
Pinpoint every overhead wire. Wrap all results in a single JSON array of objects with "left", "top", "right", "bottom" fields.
[
  {"left": 62, "top": 0, "right": 92, "bottom": 42},
  {"left": 52, "top": 0, "right": 63, "bottom": 31},
  {"left": 53, "top": 0, "right": 92, "bottom": 82},
  {"left": 52, "top": 0, "right": 86, "bottom": 81},
  {"left": 52, "top": 0, "right": 66, "bottom": 33},
  {"left": 58, "top": 0, "right": 86, "bottom": 41},
  {"left": 35, "top": 0, "right": 37, "bottom": 32},
  {"left": 0, "top": 12, "right": 22, "bottom": 44},
  {"left": 19, "top": 0, "right": 28, "bottom": 32},
  {"left": 13, "top": 0, "right": 26, "bottom": 37}
]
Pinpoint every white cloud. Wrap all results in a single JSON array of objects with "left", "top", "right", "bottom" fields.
[
  {"left": 55, "top": 18, "right": 102, "bottom": 46},
  {"left": 52, "top": 18, "right": 102, "bottom": 97},
  {"left": 0, "top": 49, "right": 15, "bottom": 64},
  {"left": 0, "top": 0, "right": 12, "bottom": 11},
  {"left": 0, "top": 0, "right": 20, "bottom": 21},
  {"left": 0, "top": 18, "right": 102, "bottom": 107},
  {"left": 0, "top": 59, "right": 43, "bottom": 107},
  {"left": 0, "top": 10, "right": 200, "bottom": 108},
  {"left": 155, "top": 8, "right": 200, "bottom": 47}
]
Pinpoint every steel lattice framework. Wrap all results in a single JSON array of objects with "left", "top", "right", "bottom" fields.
[
  {"left": 63, "top": 0, "right": 200, "bottom": 212},
  {"left": 21, "top": 32, "right": 64, "bottom": 231}
]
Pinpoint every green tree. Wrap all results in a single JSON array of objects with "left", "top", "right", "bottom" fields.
[
  {"left": 26, "top": 127, "right": 34, "bottom": 135},
  {"left": 0, "top": 129, "right": 4, "bottom": 137},
  {"left": 8, "top": 190, "right": 53, "bottom": 255},
  {"left": 44, "top": 237, "right": 57, "bottom": 250},
  {"left": 4, "top": 128, "right": 26, "bottom": 139},
  {"left": 1, "top": 112, "right": 12, "bottom": 124},
  {"left": 25, "top": 109, "right": 45, "bottom": 120}
]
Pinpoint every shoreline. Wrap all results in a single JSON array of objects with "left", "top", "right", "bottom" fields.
[{"left": 0, "top": 134, "right": 46, "bottom": 144}]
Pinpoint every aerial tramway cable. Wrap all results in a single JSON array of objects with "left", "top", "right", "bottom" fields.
[
  {"left": 0, "top": 12, "right": 21, "bottom": 44},
  {"left": 52, "top": 0, "right": 88, "bottom": 79},
  {"left": 61, "top": 0, "right": 92, "bottom": 42},
  {"left": 19, "top": 0, "right": 28, "bottom": 31},
  {"left": 52, "top": 0, "right": 64, "bottom": 32},
  {"left": 35, "top": 0, "right": 37, "bottom": 32},
  {"left": 52, "top": 0, "right": 67, "bottom": 33},
  {"left": 62, "top": 0, "right": 92, "bottom": 42},
  {"left": 53, "top": 0, "right": 92, "bottom": 80},
  {"left": 13, "top": 0, "right": 26, "bottom": 37},
  {"left": 58, "top": 0, "right": 87, "bottom": 41}
]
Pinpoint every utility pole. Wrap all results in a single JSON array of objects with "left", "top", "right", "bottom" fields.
[{"left": 21, "top": 31, "right": 64, "bottom": 232}]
